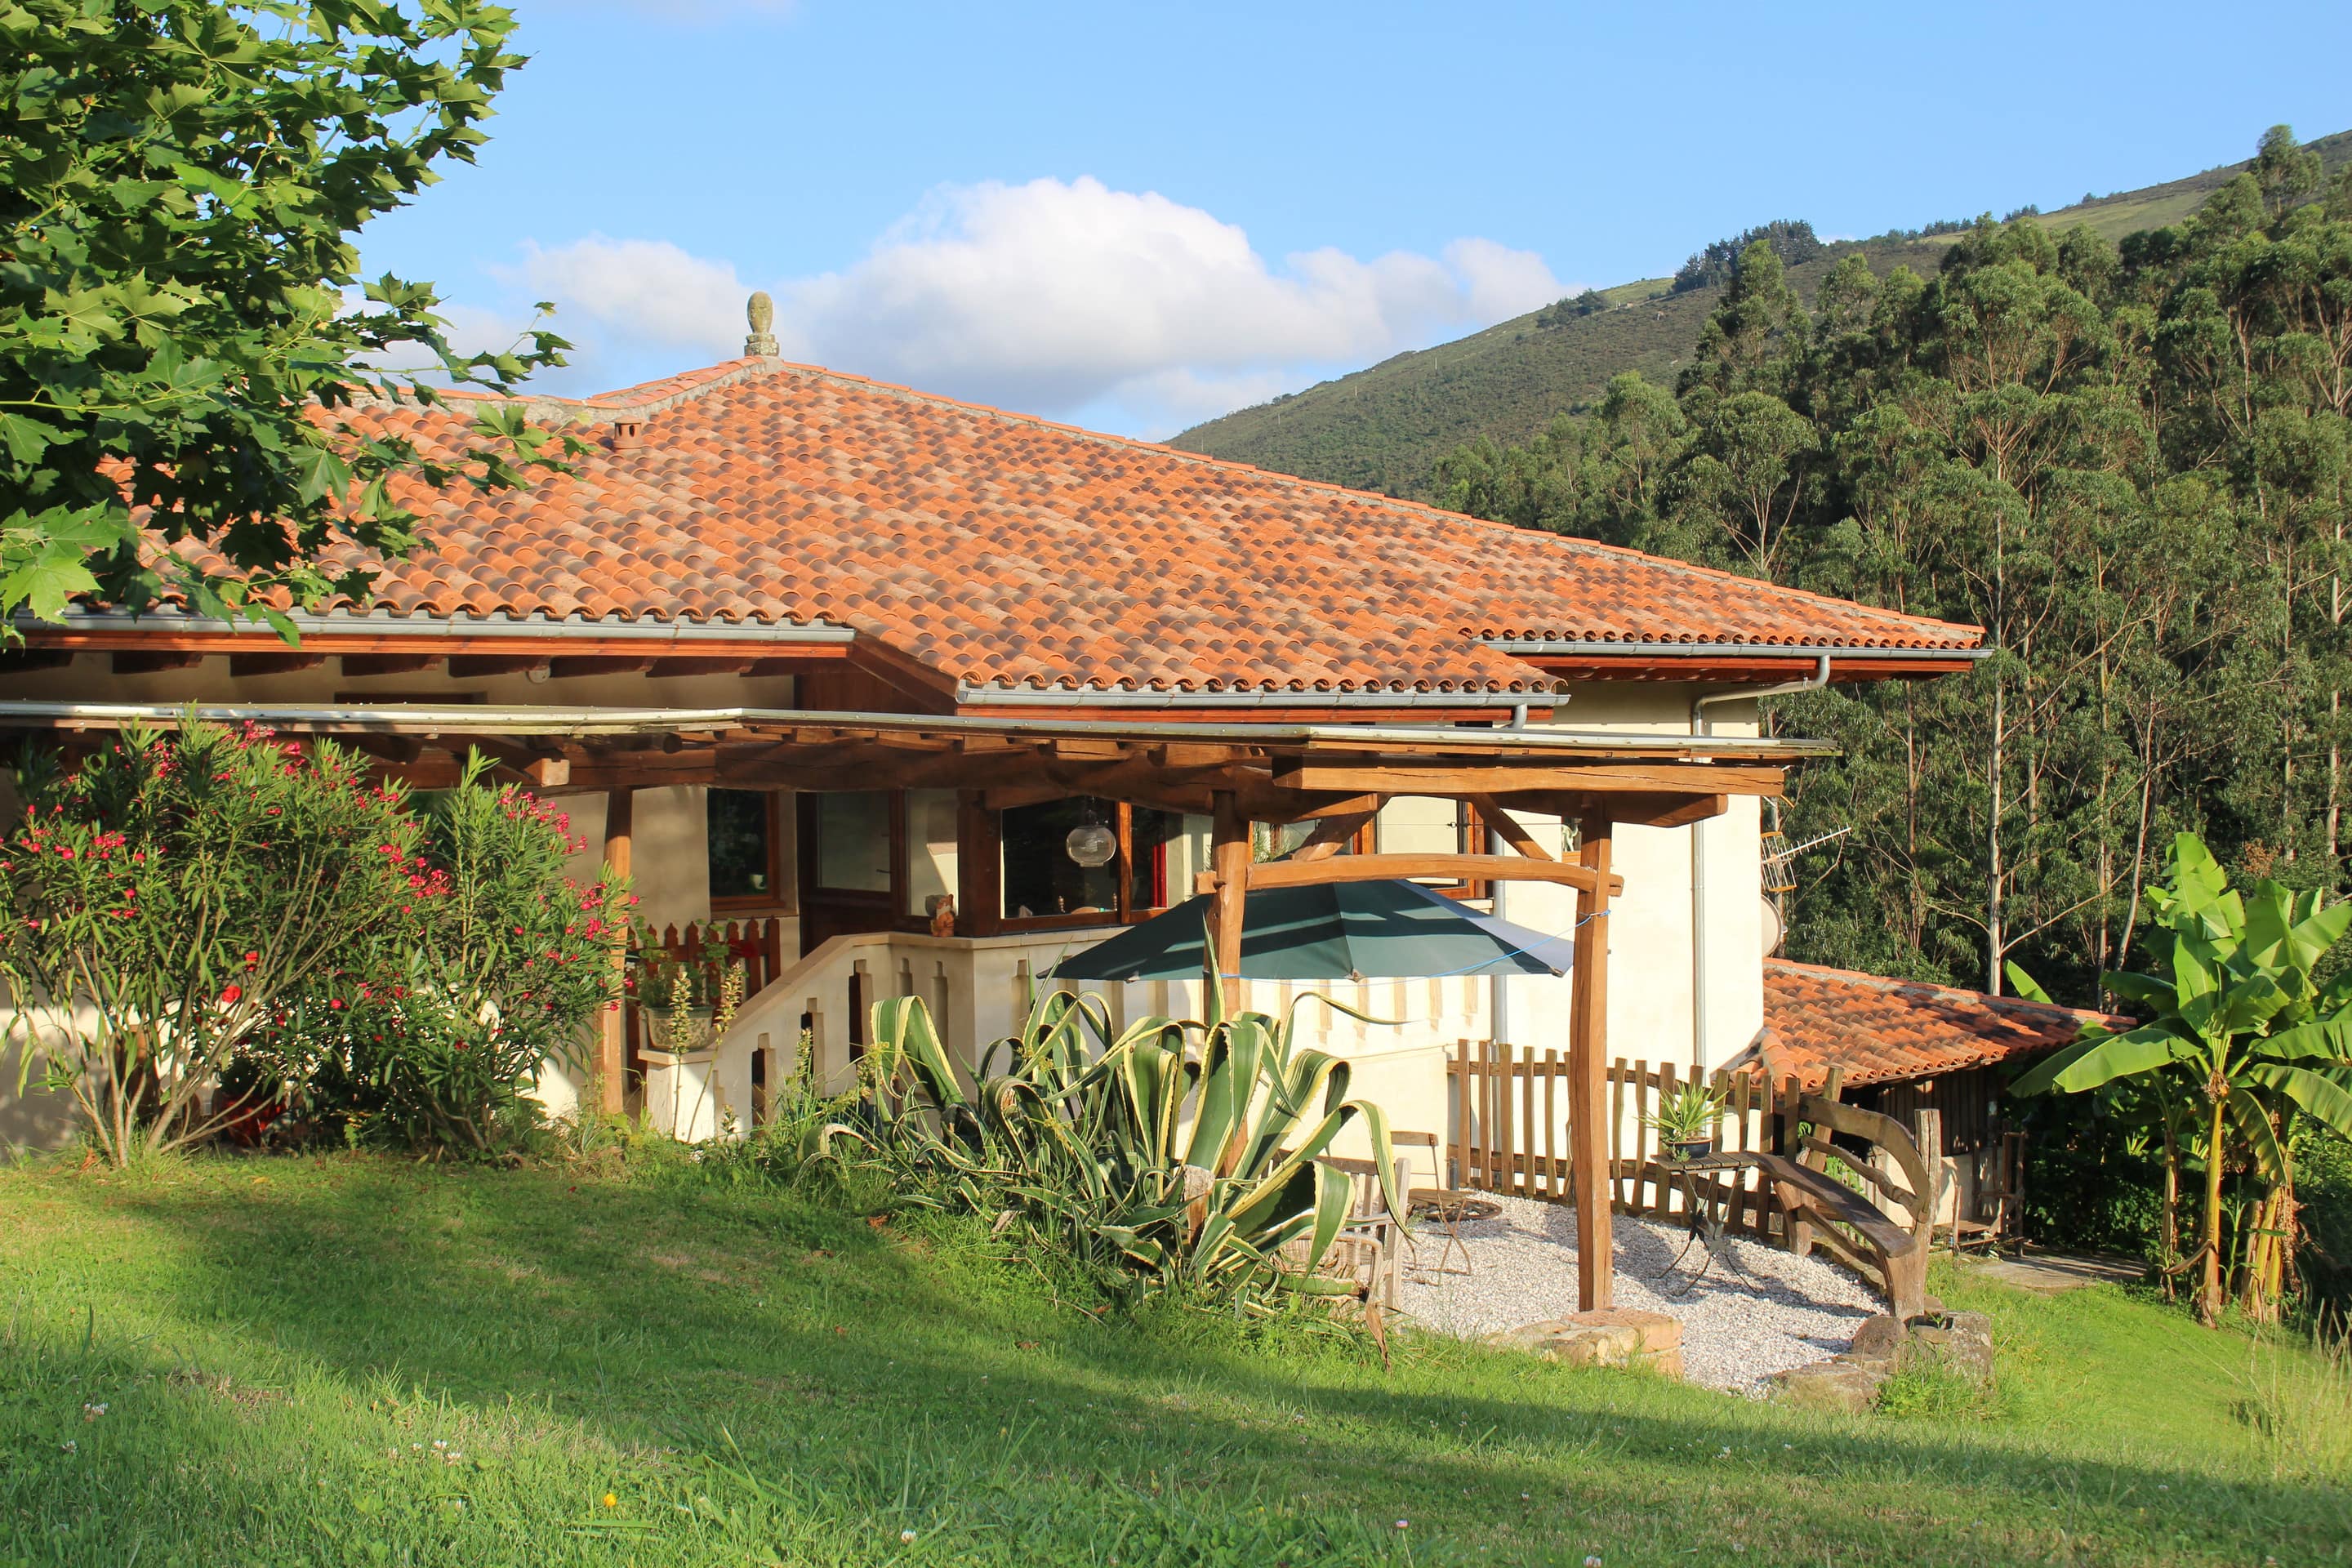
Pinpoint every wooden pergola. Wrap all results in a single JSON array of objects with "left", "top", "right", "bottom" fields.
[{"left": 0, "top": 698, "right": 1820, "bottom": 1311}]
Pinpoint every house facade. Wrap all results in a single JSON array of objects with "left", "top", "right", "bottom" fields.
[{"left": 0, "top": 335, "right": 1988, "bottom": 1213}]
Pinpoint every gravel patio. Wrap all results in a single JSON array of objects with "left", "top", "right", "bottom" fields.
[{"left": 1396, "top": 1192, "right": 1882, "bottom": 1393}]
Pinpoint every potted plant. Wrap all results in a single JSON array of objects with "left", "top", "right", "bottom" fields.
[
  {"left": 1643, "top": 1081, "right": 1728, "bottom": 1162},
  {"left": 639, "top": 951, "right": 746, "bottom": 1141}
]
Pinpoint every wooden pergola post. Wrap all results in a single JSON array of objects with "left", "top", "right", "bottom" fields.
[
  {"left": 599, "top": 786, "right": 635, "bottom": 1116},
  {"left": 1567, "top": 808, "right": 1615, "bottom": 1311},
  {"left": 1209, "top": 791, "right": 1250, "bottom": 1014}
]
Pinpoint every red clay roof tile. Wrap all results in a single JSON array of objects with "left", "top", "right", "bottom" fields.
[
  {"left": 1755, "top": 959, "right": 2131, "bottom": 1091},
  {"left": 153, "top": 358, "right": 1984, "bottom": 694}
]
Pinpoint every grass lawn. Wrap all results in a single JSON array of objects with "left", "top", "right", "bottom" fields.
[{"left": 2, "top": 1153, "right": 2345, "bottom": 1567}]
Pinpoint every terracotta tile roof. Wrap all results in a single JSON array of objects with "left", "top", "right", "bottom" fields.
[
  {"left": 144, "top": 359, "right": 1984, "bottom": 695},
  {"left": 1752, "top": 959, "right": 2131, "bottom": 1091}
]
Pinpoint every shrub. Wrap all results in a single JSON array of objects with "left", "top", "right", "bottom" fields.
[
  {"left": 1, "top": 718, "right": 417, "bottom": 1165},
  {"left": 240, "top": 753, "right": 629, "bottom": 1155}
]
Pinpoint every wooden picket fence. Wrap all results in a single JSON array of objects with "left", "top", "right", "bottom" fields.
[
  {"left": 623, "top": 915, "right": 795, "bottom": 1063},
  {"left": 1446, "top": 1040, "right": 1829, "bottom": 1241}
]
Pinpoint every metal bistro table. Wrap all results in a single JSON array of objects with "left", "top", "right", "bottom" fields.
[
  {"left": 1405, "top": 1187, "right": 1503, "bottom": 1276},
  {"left": 1650, "top": 1150, "right": 1768, "bottom": 1297}
]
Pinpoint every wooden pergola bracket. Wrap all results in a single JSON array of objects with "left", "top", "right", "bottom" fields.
[{"left": 1197, "top": 853, "right": 1624, "bottom": 898}]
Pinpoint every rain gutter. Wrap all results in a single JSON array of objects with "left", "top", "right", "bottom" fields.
[
  {"left": 11, "top": 609, "right": 856, "bottom": 645},
  {"left": 955, "top": 682, "right": 1550, "bottom": 711},
  {"left": 1481, "top": 639, "right": 1990, "bottom": 662},
  {"left": 0, "top": 700, "right": 1832, "bottom": 757}
]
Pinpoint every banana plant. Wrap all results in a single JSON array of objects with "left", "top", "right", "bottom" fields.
[
  {"left": 2011, "top": 831, "right": 2352, "bottom": 1322},
  {"left": 840, "top": 960, "right": 1404, "bottom": 1311}
]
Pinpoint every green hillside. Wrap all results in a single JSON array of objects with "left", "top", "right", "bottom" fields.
[{"left": 1170, "top": 129, "right": 2352, "bottom": 499}]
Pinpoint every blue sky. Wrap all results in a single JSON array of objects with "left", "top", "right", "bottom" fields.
[{"left": 371, "top": 0, "right": 2352, "bottom": 436}]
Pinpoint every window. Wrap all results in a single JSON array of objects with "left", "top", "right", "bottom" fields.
[
  {"left": 707, "top": 789, "right": 782, "bottom": 905},
  {"left": 1374, "top": 796, "right": 1490, "bottom": 897},
  {"left": 810, "top": 791, "right": 893, "bottom": 892},
  {"left": 1000, "top": 798, "right": 1187, "bottom": 924}
]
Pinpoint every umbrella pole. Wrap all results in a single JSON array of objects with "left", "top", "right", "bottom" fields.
[{"left": 1209, "top": 793, "right": 1250, "bottom": 1013}]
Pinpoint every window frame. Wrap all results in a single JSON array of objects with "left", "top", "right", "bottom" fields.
[
  {"left": 994, "top": 798, "right": 1183, "bottom": 933},
  {"left": 707, "top": 788, "right": 791, "bottom": 913}
]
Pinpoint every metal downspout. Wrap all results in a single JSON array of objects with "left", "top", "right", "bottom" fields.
[{"left": 1687, "top": 654, "right": 1831, "bottom": 1070}]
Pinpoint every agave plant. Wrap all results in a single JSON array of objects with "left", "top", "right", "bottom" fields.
[
  {"left": 826, "top": 959, "right": 1404, "bottom": 1309},
  {"left": 2011, "top": 832, "right": 2352, "bottom": 1323}
]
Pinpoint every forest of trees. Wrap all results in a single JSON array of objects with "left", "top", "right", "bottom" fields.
[
  {"left": 1671, "top": 218, "right": 1827, "bottom": 294},
  {"left": 1436, "top": 127, "right": 2352, "bottom": 1009}
]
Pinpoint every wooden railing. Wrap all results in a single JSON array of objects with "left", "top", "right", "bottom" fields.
[
  {"left": 623, "top": 916, "right": 793, "bottom": 1081},
  {"left": 1446, "top": 1043, "right": 1943, "bottom": 1292}
]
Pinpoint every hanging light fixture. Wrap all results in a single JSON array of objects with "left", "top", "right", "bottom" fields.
[{"left": 1064, "top": 800, "right": 1116, "bottom": 868}]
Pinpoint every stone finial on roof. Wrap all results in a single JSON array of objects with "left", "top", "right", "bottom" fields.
[{"left": 745, "top": 291, "right": 779, "bottom": 357}]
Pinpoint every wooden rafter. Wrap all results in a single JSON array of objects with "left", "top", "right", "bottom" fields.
[
  {"left": 1272, "top": 762, "right": 1784, "bottom": 798},
  {"left": 1200, "top": 853, "right": 1623, "bottom": 898}
]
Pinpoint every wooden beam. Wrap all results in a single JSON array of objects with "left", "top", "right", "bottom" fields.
[
  {"left": 1285, "top": 792, "right": 1383, "bottom": 822},
  {"left": 547, "top": 656, "right": 657, "bottom": 679},
  {"left": 1200, "top": 853, "right": 1621, "bottom": 898},
  {"left": 1465, "top": 795, "right": 1554, "bottom": 861},
  {"left": 1209, "top": 793, "right": 1250, "bottom": 1015},
  {"left": 1568, "top": 810, "right": 1615, "bottom": 1312},
  {"left": 111, "top": 651, "right": 203, "bottom": 675},
  {"left": 340, "top": 653, "right": 440, "bottom": 677},
  {"left": 463, "top": 736, "right": 571, "bottom": 787},
  {"left": 1272, "top": 762, "right": 1784, "bottom": 798},
  {"left": 648, "top": 656, "right": 760, "bottom": 679},
  {"left": 345, "top": 733, "right": 425, "bottom": 765},
  {"left": 1487, "top": 790, "right": 1732, "bottom": 830},
  {"left": 446, "top": 654, "right": 550, "bottom": 679},
  {"left": 1282, "top": 803, "right": 1381, "bottom": 863},
  {"left": 1620, "top": 793, "right": 1730, "bottom": 830},
  {"left": 598, "top": 788, "right": 635, "bottom": 1116},
  {"left": 227, "top": 653, "right": 326, "bottom": 678}
]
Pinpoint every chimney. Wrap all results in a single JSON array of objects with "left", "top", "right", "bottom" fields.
[
  {"left": 608, "top": 416, "right": 647, "bottom": 451},
  {"left": 745, "top": 289, "right": 779, "bottom": 357}
]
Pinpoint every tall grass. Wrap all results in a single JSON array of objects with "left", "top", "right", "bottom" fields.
[{"left": 2234, "top": 1311, "right": 2352, "bottom": 1481}]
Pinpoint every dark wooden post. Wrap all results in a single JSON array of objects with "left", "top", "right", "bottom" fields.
[
  {"left": 1209, "top": 792, "right": 1251, "bottom": 1015},
  {"left": 599, "top": 786, "right": 635, "bottom": 1116},
  {"left": 956, "top": 791, "right": 1003, "bottom": 938},
  {"left": 1567, "top": 808, "right": 1615, "bottom": 1311}
]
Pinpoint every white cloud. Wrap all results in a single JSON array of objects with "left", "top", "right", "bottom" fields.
[{"left": 485, "top": 176, "right": 1565, "bottom": 434}]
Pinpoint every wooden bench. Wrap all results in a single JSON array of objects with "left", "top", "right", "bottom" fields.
[{"left": 1762, "top": 1093, "right": 1935, "bottom": 1319}]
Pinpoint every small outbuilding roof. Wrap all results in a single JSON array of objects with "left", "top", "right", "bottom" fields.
[{"left": 1746, "top": 959, "right": 2132, "bottom": 1091}]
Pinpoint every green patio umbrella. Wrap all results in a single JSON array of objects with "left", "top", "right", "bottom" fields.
[{"left": 1047, "top": 878, "right": 1575, "bottom": 983}]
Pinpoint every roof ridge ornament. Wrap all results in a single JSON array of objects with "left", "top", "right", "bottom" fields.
[{"left": 745, "top": 291, "right": 779, "bottom": 357}]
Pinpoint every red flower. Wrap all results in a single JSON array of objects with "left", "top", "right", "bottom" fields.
[{"left": 219, "top": 984, "right": 243, "bottom": 1006}]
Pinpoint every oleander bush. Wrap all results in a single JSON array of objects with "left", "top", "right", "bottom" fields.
[
  {"left": 1, "top": 717, "right": 419, "bottom": 1165},
  {"left": 2, "top": 723, "right": 626, "bottom": 1162},
  {"left": 239, "top": 753, "right": 630, "bottom": 1155}
]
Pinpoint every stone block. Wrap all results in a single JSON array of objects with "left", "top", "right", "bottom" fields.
[
  {"left": 1486, "top": 1310, "right": 1684, "bottom": 1375},
  {"left": 1897, "top": 1311, "right": 1994, "bottom": 1385},
  {"left": 1771, "top": 1359, "right": 1886, "bottom": 1415},
  {"left": 1844, "top": 1314, "right": 1905, "bottom": 1369}
]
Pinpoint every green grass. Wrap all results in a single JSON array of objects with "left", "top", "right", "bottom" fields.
[
  {"left": 2, "top": 1154, "right": 2347, "bottom": 1566},
  {"left": 1169, "top": 130, "right": 2352, "bottom": 501}
]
